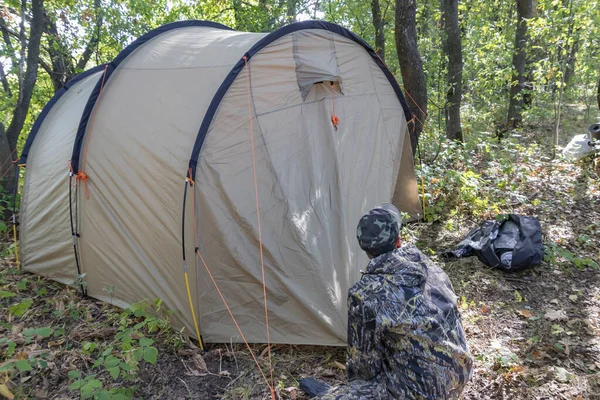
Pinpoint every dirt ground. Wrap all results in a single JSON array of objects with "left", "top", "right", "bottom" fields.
[{"left": 1, "top": 121, "right": 599, "bottom": 399}]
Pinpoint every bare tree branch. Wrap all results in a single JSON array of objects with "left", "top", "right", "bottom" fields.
[
  {"left": 38, "top": 56, "right": 53, "bottom": 77},
  {"left": 43, "top": 12, "right": 71, "bottom": 91},
  {"left": 0, "top": 16, "right": 19, "bottom": 67},
  {"left": 18, "top": 0, "right": 27, "bottom": 97},
  {"left": 75, "top": 0, "right": 103, "bottom": 72},
  {"left": 6, "top": 0, "right": 44, "bottom": 151},
  {"left": 0, "top": 60, "right": 11, "bottom": 96}
]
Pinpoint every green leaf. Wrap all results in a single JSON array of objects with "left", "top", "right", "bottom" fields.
[
  {"left": 35, "top": 327, "right": 54, "bottom": 338},
  {"left": 119, "top": 362, "right": 133, "bottom": 372},
  {"left": 95, "top": 391, "right": 111, "bottom": 400},
  {"left": 9, "top": 298, "right": 33, "bottom": 317},
  {"left": 15, "top": 359, "right": 32, "bottom": 372},
  {"left": 143, "top": 346, "right": 158, "bottom": 365},
  {"left": 88, "top": 379, "right": 102, "bottom": 389},
  {"left": 133, "top": 348, "right": 143, "bottom": 362},
  {"left": 23, "top": 328, "right": 36, "bottom": 338},
  {"left": 16, "top": 279, "right": 28, "bottom": 291},
  {"left": 107, "top": 366, "right": 120, "bottom": 380},
  {"left": 7, "top": 341, "right": 16, "bottom": 356},
  {"left": 139, "top": 337, "right": 154, "bottom": 347},
  {"left": 69, "top": 380, "right": 85, "bottom": 390},
  {"left": 80, "top": 383, "right": 95, "bottom": 399},
  {"left": 68, "top": 370, "right": 81, "bottom": 380},
  {"left": 104, "top": 355, "right": 120, "bottom": 368},
  {"left": 109, "top": 393, "right": 132, "bottom": 400},
  {"left": 0, "top": 290, "right": 16, "bottom": 298},
  {"left": 93, "top": 357, "right": 105, "bottom": 369}
]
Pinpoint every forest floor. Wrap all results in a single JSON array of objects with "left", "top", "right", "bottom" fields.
[{"left": 0, "top": 116, "right": 599, "bottom": 400}]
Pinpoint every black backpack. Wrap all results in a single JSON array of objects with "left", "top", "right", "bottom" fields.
[{"left": 442, "top": 214, "right": 544, "bottom": 272}]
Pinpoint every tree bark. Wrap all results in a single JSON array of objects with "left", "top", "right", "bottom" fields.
[
  {"left": 553, "top": 0, "right": 575, "bottom": 158},
  {"left": 395, "top": 0, "right": 427, "bottom": 154},
  {"left": 44, "top": 14, "right": 72, "bottom": 92},
  {"left": 0, "top": 17, "right": 19, "bottom": 68},
  {"left": 0, "top": 60, "right": 10, "bottom": 96},
  {"left": 75, "top": 0, "right": 103, "bottom": 73},
  {"left": 441, "top": 0, "right": 463, "bottom": 142},
  {"left": 43, "top": 0, "right": 102, "bottom": 92},
  {"left": 563, "top": 40, "right": 578, "bottom": 87},
  {"left": 4, "top": 0, "right": 44, "bottom": 194},
  {"left": 597, "top": 77, "right": 600, "bottom": 111},
  {"left": 507, "top": 0, "right": 533, "bottom": 128},
  {"left": 286, "top": 0, "right": 297, "bottom": 23},
  {"left": 371, "top": 0, "right": 385, "bottom": 61}
]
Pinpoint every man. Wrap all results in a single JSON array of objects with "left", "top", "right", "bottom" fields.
[{"left": 301, "top": 203, "right": 473, "bottom": 399}]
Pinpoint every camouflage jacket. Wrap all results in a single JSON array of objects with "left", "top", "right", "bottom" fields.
[{"left": 343, "top": 245, "right": 473, "bottom": 399}]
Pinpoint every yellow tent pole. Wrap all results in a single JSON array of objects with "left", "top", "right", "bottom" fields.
[
  {"left": 181, "top": 177, "right": 204, "bottom": 351},
  {"left": 13, "top": 223, "right": 20, "bottom": 271},
  {"left": 184, "top": 269, "right": 203, "bottom": 350}
]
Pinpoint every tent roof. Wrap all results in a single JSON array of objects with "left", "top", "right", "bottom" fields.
[
  {"left": 18, "top": 64, "right": 107, "bottom": 165},
  {"left": 186, "top": 20, "right": 414, "bottom": 180},
  {"left": 58, "top": 20, "right": 413, "bottom": 174}
]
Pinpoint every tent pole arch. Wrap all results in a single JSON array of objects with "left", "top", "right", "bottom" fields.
[
  {"left": 186, "top": 20, "right": 414, "bottom": 181},
  {"left": 69, "top": 20, "right": 233, "bottom": 174},
  {"left": 18, "top": 64, "right": 107, "bottom": 166}
]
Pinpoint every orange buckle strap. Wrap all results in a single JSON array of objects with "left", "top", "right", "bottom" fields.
[
  {"left": 331, "top": 115, "right": 340, "bottom": 130},
  {"left": 330, "top": 83, "right": 339, "bottom": 131},
  {"left": 75, "top": 171, "right": 90, "bottom": 199}
]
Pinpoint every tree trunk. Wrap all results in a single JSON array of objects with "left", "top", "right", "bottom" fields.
[
  {"left": 371, "top": 0, "right": 385, "bottom": 61},
  {"left": 563, "top": 40, "right": 578, "bottom": 87},
  {"left": 441, "top": 0, "right": 463, "bottom": 142},
  {"left": 0, "top": 123, "right": 11, "bottom": 181},
  {"left": 75, "top": 0, "right": 103, "bottom": 73},
  {"left": 44, "top": 14, "right": 72, "bottom": 92},
  {"left": 597, "top": 77, "right": 600, "bottom": 111},
  {"left": 395, "top": 0, "right": 428, "bottom": 155},
  {"left": 4, "top": 0, "right": 44, "bottom": 194},
  {"left": 0, "top": 60, "right": 10, "bottom": 96},
  {"left": 553, "top": 77, "right": 565, "bottom": 158},
  {"left": 553, "top": 0, "right": 575, "bottom": 158},
  {"left": 507, "top": 0, "right": 533, "bottom": 128},
  {"left": 286, "top": 0, "right": 297, "bottom": 23}
]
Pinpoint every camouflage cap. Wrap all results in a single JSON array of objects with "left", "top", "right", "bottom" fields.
[{"left": 356, "top": 203, "right": 402, "bottom": 257}]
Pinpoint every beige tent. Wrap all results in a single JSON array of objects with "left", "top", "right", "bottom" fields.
[{"left": 18, "top": 20, "right": 420, "bottom": 346}]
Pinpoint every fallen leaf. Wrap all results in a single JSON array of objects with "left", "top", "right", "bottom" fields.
[
  {"left": 511, "top": 365, "right": 526, "bottom": 374},
  {"left": 569, "top": 295, "right": 577, "bottom": 302},
  {"left": 551, "top": 324, "right": 565, "bottom": 335},
  {"left": 333, "top": 361, "right": 346, "bottom": 370},
  {"left": 545, "top": 310, "right": 567, "bottom": 321},
  {"left": 481, "top": 305, "right": 489, "bottom": 314},
  {"left": 34, "top": 389, "right": 48, "bottom": 399},
  {"left": 11, "top": 324, "right": 23, "bottom": 335},
  {"left": 518, "top": 310, "right": 533, "bottom": 318},
  {"left": 553, "top": 366, "right": 572, "bottom": 383},
  {"left": 285, "top": 387, "right": 298, "bottom": 400},
  {"left": 0, "top": 384, "right": 14, "bottom": 399},
  {"left": 192, "top": 354, "right": 208, "bottom": 372}
]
